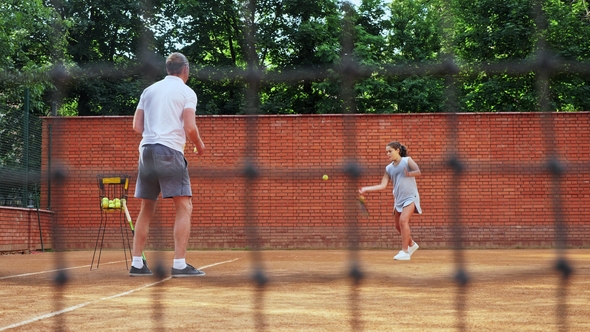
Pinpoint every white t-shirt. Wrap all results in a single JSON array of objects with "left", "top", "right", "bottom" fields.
[{"left": 137, "top": 75, "right": 197, "bottom": 153}]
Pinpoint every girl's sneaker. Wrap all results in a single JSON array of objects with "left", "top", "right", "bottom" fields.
[{"left": 394, "top": 250, "right": 410, "bottom": 261}]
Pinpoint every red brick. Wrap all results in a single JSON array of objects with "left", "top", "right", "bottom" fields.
[{"left": 2, "top": 113, "right": 588, "bottom": 251}]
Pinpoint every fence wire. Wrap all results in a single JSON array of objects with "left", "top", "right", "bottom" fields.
[
  {"left": 0, "top": 96, "right": 42, "bottom": 209},
  {"left": 1, "top": 1, "right": 589, "bottom": 331}
]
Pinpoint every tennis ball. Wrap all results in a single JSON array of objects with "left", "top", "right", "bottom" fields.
[
  {"left": 101, "top": 197, "right": 109, "bottom": 209},
  {"left": 194, "top": 147, "right": 197, "bottom": 153},
  {"left": 322, "top": 174, "right": 329, "bottom": 181}
]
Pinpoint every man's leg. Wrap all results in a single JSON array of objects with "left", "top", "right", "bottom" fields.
[
  {"left": 129, "top": 199, "right": 157, "bottom": 276},
  {"left": 170, "top": 196, "right": 204, "bottom": 277},
  {"left": 132, "top": 199, "right": 157, "bottom": 257},
  {"left": 172, "top": 196, "right": 192, "bottom": 259}
]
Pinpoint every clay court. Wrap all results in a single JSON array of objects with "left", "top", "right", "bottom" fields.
[{"left": 1, "top": 249, "right": 589, "bottom": 331}]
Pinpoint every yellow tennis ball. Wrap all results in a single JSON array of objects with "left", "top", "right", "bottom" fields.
[{"left": 322, "top": 174, "right": 329, "bottom": 181}]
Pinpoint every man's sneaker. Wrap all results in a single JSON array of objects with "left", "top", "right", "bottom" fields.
[
  {"left": 394, "top": 250, "right": 411, "bottom": 261},
  {"left": 171, "top": 263, "right": 206, "bottom": 278},
  {"left": 408, "top": 242, "right": 419, "bottom": 256},
  {"left": 129, "top": 264, "right": 153, "bottom": 276}
]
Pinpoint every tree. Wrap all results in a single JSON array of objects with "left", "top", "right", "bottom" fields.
[
  {"left": 452, "top": 0, "right": 539, "bottom": 112},
  {"left": 260, "top": 0, "right": 343, "bottom": 114},
  {"left": 544, "top": 0, "right": 590, "bottom": 111},
  {"left": 165, "top": 0, "right": 247, "bottom": 114},
  {"left": 56, "top": 0, "right": 164, "bottom": 115},
  {"left": 9, "top": 0, "right": 586, "bottom": 116},
  {"left": 353, "top": 0, "right": 445, "bottom": 113},
  {"left": 168, "top": 0, "right": 343, "bottom": 114},
  {"left": 0, "top": 0, "right": 68, "bottom": 205},
  {"left": 0, "top": 0, "right": 68, "bottom": 116}
]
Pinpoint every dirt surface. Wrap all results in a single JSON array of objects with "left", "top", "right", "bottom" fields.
[{"left": 1, "top": 249, "right": 589, "bottom": 331}]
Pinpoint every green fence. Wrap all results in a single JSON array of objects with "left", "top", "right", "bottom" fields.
[{"left": 0, "top": 90, "right": 43, "bottom": 208}]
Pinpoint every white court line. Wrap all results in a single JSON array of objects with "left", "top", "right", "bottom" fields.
[
  {"left": 0, "top": 260, "right": 127, "bottom": 280},
  {"left": 0, "top": 258, "right": 240, "bottom": 331},
  {"left": 197, "top": 258, "right": 239, "bottom": 269}
]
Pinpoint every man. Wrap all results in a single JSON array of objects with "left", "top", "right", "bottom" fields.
[{"left": 129, "top": 52, "right": 206, "bottom": 277}]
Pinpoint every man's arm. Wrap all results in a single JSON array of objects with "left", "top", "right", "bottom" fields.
[
  {"left": 133, "top": 109, "right": 144, "bottom": 134},
  {"left": 182, "top": 108, "right": 205, "bottom": 154}
]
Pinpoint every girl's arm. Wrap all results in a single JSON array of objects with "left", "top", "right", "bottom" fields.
[
  {"left": 359, "top": 172, "right": 389, "bottom": 194},
  {"left": 405, "top": 157, "right": 421, "bottom": 177}
]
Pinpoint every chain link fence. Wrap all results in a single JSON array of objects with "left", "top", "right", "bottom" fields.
[
  {"left": 1, "top": 1, "right": 589, "bottom": 331},
  {"left": 0, "top": 91, "right": 43, "bottom": 208}
]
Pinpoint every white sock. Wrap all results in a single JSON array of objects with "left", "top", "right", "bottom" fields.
[
  {"left": 132, "top": 256, "right": 144, "bottom": 269},
  {"left": 173, "top": 258, "right": 187, "bottom": 270}
]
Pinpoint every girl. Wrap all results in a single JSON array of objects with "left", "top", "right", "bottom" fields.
[{"left": 359, "top": 141, "right": 422, "bottom": 260}]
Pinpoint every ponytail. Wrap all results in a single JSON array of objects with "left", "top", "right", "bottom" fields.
[{"left": 387, "top": 141, "right": 408, "bottom": 157}]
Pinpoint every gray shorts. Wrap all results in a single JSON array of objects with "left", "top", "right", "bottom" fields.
[{"left": 135, "top": 144, "right": 192, "bottom": 200}]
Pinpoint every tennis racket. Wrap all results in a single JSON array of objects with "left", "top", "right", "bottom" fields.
[
  {"left": 122, "top": 199, "right": 147, "bottom": 266},
  {"left": 358, "top": 195, "right": 369, "bottom": 216}
]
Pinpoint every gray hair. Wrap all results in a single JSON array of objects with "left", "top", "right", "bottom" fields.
[{"left": 166, "top": 52, "right": 189, "bottom": 75}]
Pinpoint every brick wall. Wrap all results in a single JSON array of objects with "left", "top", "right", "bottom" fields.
[
  {"left": 0, "top": 207, "right": 53, "bottom": 252},
  {"left": 18, "top": 113, "right": 589, "bottom": 251}
]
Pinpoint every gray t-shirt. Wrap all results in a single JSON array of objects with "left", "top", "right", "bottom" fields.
[{"left": 385, "top": 157, "right": 422, "bottom": 214}]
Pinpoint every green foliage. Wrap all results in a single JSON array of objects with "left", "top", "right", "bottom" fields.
[
  {"left": 354, "top": 0, "right": 445, "bottom": 113},
  {"left": 388, "top": 0, "right": 443, "bottom": 62},
  {"left": 0, "top": 0, "right": 60, "bottom": 206},
  {"left": 261, "top": 0, "right": 343, "bottom": 114},
  {"left": 164, "top": 0, "right": 249, "bottom": 114},
  {"left": 459, "top": 72, "right": 538, "bottom": 112},
  {"left": 1, "top": 0, "right": 589, "bottom": 115},
  {"left": 544, "top": 0, "right": 590, "bottom": 111},
  {"left": 0, "top": 0, "right": 69, "bottom": 116},
  {"left": 0, "top": 1, "right": 66, "bottom": 206},
  {"left": 451, "top": 0, "right": 540, "bottom": 112},
  {"left": 453, "top": 0, "right": 536, "bottom": 62},
  {"left": 58, "top": 0, "right": 163, "bottom": 115},
  {"left": 0, "top": 0, "right": 61, "bottom": 205}
]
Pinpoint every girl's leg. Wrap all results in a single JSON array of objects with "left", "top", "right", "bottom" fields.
[
  {"left": 394, "top": 210, "right": 401, "bottom": 234},
  {"left": 399, "top": 203, "right": 415, "bottom": 252}
]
